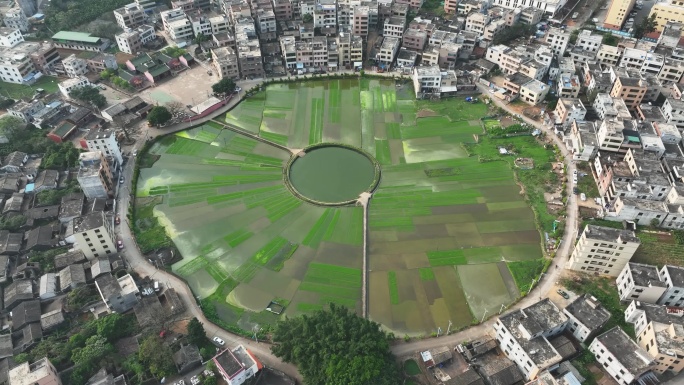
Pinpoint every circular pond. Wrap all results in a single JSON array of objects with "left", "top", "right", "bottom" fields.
[{"left": 286, "top": 145, "right": 380, "bottom": 205}]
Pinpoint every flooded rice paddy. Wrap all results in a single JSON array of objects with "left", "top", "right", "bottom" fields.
[{"left": 136, "top": 79, "right": 543, "bottom": 334}]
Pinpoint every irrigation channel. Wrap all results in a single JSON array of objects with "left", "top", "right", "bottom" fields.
[{"left": 209, "top": 119, "right": 375, "bottom": 318}]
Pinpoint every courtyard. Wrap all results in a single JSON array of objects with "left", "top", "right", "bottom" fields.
[{"left": 135, "top": 78, "right": 554, "bottom": 334}]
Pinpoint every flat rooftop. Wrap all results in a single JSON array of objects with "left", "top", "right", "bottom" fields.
[
  {"left": 629, "top": 262, "right": 667, "bottom": 288},
  {"left": 595, "top": 327, "right": 653, "bottom": 377},
  {"left": 564, "top": 294, "right": 611, "bottom": 331},
  {"left": 583, "top": 225, "right": 640, "bottom": 244}
]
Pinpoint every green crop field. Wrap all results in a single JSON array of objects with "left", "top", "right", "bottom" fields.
[{"left": 136, "top": 79, "right": 550, "bottom": 335}]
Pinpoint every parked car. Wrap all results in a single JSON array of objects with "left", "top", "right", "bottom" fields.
[
  {"left": 117, "top": 240, "right": 124, "bottom": 250},
  {"left": 119, "top": 176, "right": 124, "bottom": 184},
  {"left": 573, "top": 187, "right": 579, "bottom": 195},
  {"left": 115, "top": 215, "right": 120, "bottom": 225},
  {"left": 557, "top": 289, "right": 570, "bottom": 299},
  {"left": 213, "top": 336, "right": 225, "bottom": 346}
]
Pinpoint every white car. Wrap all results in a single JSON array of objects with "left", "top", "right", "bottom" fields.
[
  {"left": 213, "top": 336, "right": 225, "bottom": 346},
  {"left": 190, "top": 376, "right": 200, "bottom": 385}
]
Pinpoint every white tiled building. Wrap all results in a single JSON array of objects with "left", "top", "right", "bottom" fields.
[
  {"left": 617, "top": 262, "right": 668, "bottom": 303},
  {"left": 562, "top": 294, "right": 611, "bottom": 343},
  {"left": 61, "top": 54, "right": 88, "bottom": 78},
  {"left": 589, "top": 327, "right": 654, "bottom": 385},
  {"left": 494, "top": 299, "right": 568, "bottom": 380},
  {"left": 58, "top": 76, "right": 92, "bottom": 98},
  {"left": 567, "top": 224, "right": 641, "bottom": 276}
]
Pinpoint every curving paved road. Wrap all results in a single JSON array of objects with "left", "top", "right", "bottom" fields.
[
  {"left": 391, "top": 86, "right": 579, "bottom": 356},
  {"left": 117, "top": 73, "right": 579, "bottom": 372}
]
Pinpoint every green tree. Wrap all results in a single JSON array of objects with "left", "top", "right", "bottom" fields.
[
  {"left": 100, "top": 68, "right": 116, "bottom": 80},
  {"left": 162, "top": 46, "right": 187, "bottom": 58},
  {"left": 212, "top": 78, "right": 236, "bottom": 95},
  {"left": 147, "top": 106, "right": 172, "bottom": 126},
  {"left": 0, "top": 215, "right": 26, "bottom": 231},
  {"left": 492, "top": 22, "right": 535, "bottom": 45},
  {"left": 634, "top": 13, "right": 658, "bottom": 39},
  {"left": 303, "top": 13, "right": 313, "bottom": 23},
  {"left": 72, "top": 335, "right": 114, "bottom": 367},
  {"left": 138, "top": 335, "right": 176, "bottom": 378},
  {"left": 0, "top": 116, "right": 24, "bottom": 139},
  {"left": 69, "top": 86, "right": 106, "bottom": 109},
  {"left": 602, "top": 34, "right": 618, "bottom": 46},
  {"left": 271, "top": 304, "right": 400, "bottom": 385},
  {"left": 203, "top": 376, "right": 217, "bottom": 385},
  {"left": 194, "top": 32, "right": 209, "bottom": 46},
  {"left": 188, "top": 317, "right": 207, "bottom": 346}
]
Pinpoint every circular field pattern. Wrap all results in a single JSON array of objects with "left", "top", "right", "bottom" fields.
[
  {"left": 286, "top": 144, "right": 380, "bottom": 205},
  {"left": 135, "top": 79, "right": 552, "bottom": 334}
]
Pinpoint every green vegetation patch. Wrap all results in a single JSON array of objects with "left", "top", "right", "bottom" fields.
[
  {"left": 388, "top": 271, "right": 399, "bottom": 304},
  {"left": 419, "top": 268, "right": 435, "bottom": 281},
  {"left": 428, "top": 250, "right": 467, "bottom": 266},
  {"left": 507, "top": 259, "right": 547, "bottom": 294},
  {"left": 404, "top": 359, "right": 421, "bottom": 376}
]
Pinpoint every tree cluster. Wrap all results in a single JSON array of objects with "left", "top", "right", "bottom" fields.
[
  {"left": 69, "top": 86, "right": 106, "bottom": 109},
  {"left": 147, "top": 106, "right": 172, "bottom": 126},
  {"left": 162, "top": 46, "right": 187, "bottom": 58},
  {"left": 36, "top": 180, "right": 81, "bottom": 206},
  {"left": 111, "top": 76, "right": 135, "bottom": 91},
  {"left": 492, "top": 23, "right": 536, "bottom": 45},
  {"left": 45, "top": 0, "right": 129, "bottom": 32},
  {"left": 633, "top": 13, "right": 658, "bottom": 39},
  {"left": 0, "top": 116, "right": 25, "bottom": 139},
  {"left": 212, "top": 78, "right": 236, "bottom": 95},
  {"left": 42, "top": 143, "right": 81, "bottom": 169},
  {"left": 271, "top": 304, "right": 401, "bottom": 385}
]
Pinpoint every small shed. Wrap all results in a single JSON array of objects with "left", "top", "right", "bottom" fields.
[{"left": 47, "top": 121, "right": 78, "bottom": 143}]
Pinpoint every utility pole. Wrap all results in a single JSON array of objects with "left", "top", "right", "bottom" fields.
[
  {"left": 436, "top": 327, "right": 442, "bottom": 338},
  {"left": 481, "top": 309, "right": 488, "bottom": 324},
  {"left": 446, "top": 320, "right": 453, "bottom": 336},
  {"left": 528, "top": 278, "right": 537, "bottom": 296},
  {"left": 499, "top": 303, "right": 506, "bottom": 314}
]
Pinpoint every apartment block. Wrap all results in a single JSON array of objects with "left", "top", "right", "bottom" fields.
[
  {"left": 213, "top": 345, "right": 262, "bottom": 385},
  {"left": 494, "top": 299, "right": 568, "bottom": 380},
  {"left": 650, "top": 0, "right": 684, "bottom": 34},
  {"left": 76, "top": 151, "right": 115, "bottom": 199},
  {"left": 552, "top": 98, "right": 586, "bottom": 127},
  {"left": 658, "top": 21, "right": 684, "bottom": 48},
  {"left": 384, "top": 16, "right": 405, "bottom": 38},
  {"left": 376, "top": 36, "right": 399, "bottom": 66},
  {"left": 626, "top": 300, "right": 684, "bottom": 375},
  {"left": 114, "top": 3, "right": 147, "bottom": 29},
  {"left": 84, "top": 127, "right": 123, "bottom": 166},
  {"left": 570, "top": 120, "right": 599, "bottom": 161},
  {"left": 662, "top": 97, "right": 684, "bottom": 129},
  {"left": 557, "top": 74, "right": 581, "bottom": 98},
  {"left": 545, "top": 27, "right": 569, "bottom": 57},
  {"left": 597, "top": 44, "right": 622, "bottom": 66},
  {"left": 491, "top": 0, "right": 568, "bottom": 15},
  {"left": 73, "top": 211, "right": 116, "bottom": 259},
  {"left": 604, "top": 0, "right": 636, "bottom": 29},
  {"left": 313, "top": 0, "right": 336, "bottom": 29},
  {"left": 576, "top": 29, "right": 603, "bottom": 52},
  {"left": 351, "top": 5, "right": 372, "bottom": 37},
  {"left": 58, "top": 76, "right": 91, "bottom": 98},
  {"left": 563, "top": 294, "right": 611, "bottom": 343},
  {"left": 658, "top": 265, "right": 684, "bottom": 307},
  {"left": 235, "top": 17, "right": 264, "bottom": 78},
  {"left": 519, "top": 78, "right": 549, "bottom": 105},
  {"left": 610, "top": 76, "right": 647, "bottom": 109},
  {"left": 2, "top": 6, "right": 29, "bottom": 32},
  {"left": 9, "top": 358, "right": 62, "bottom": 385},
  {"left": 465, "top": 12, "right": 489, "bottom": 35},
  {"left": 659, "top": 58, "right": 684, "bottom": 82},
  {"left": 96, "top": 274, "right": 140, "bottom": 313},
  {"left": 161, "top": 9, "right": 193, "bottom": 42},
  {"left": 402, "top": 27, "right": 427, "bottom": 51},
  {"left": 61, "top": 54, "right": 88, "bottom": 78},
  {"left": 589, "top": 327, "right": 654, "bottom": 385},
  {"left": 271, "top": 0, "right": 292, "bottom": 20},
  {"left": 115, "top": 24, "right": 155, "bottom": 55},
  {"left": 593, "top": 93, "right": 631, "bottom": 121},
  {"left": 212, "top": 46, "right": 239, "bottom": 80},
  {"left": 617, "top": 262, "right": 668, "bottom": 302},
  {"left": 568, "top": 224, "right": 641, "bottom": 276}
]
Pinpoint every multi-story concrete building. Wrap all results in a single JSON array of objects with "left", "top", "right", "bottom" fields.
[
  {"left": 8, "top": 357, "right": 62, "bottom": 385},
  {"left": 563, "top": 294, "right": 611, "bottom": 343},
  {"left": 545, "top": 27, "right": 569, "bottom": 57},
  {"left": 395, "top": 0, "right": 424, "bottom": 10},
  {"left": 444, "top": 0, "right": 457, "bottom": 13},
  {"left": 73, "top": 211, "right": 117, "bottom": 259},
  {"left": 494, "top": 299, "right": 568, "bottom": 380},
  {"left": 465, "top": 12, "right": 489, "bottom": 35},
  {"left": 134, "top": 0, "right": 156, "bottom": 12},
  {"left": 58, "top": 76, "right": 91, "bottom": 98},
  {"left": 617, "top": 262, "right": 668, "bottom": 303},
  {"left": 1, "top": 5, "right": 29, "bottom": 32},
  {"left": 597, "top": 44, "right": 622, "bottom": 66},
  {"left": 96, "top": 273, "right": 140, "bottom": 313},
  {"left": 552, "top": 98, "right": 586, "bottom": 127},
  {"left": 336, "top": 33, "right": 362, "bottom": 67},
  {"left": 589, "top": 327, "right": 654, "bottom": 385},
  {"left": 7, "top": 99, "right": 44, "bottom": 122},
  {"left": 569, "top": 120, "right": 599, "bottom": 161},
  {"left": 568, "top": 224, "right": 641, "bottom": 276},
  {"left": 610, "top": 76, "right": 647, "bottom": 109},
  {"left": 658, "top": 21, "right": 684, "bottom": 47},
  {"left": 76, "top": 151, "right": 115, "bottom": 199},
  {"left": 351, "top": 5, "right": 372, "bottom": 37},
  {"left": 491, "top": 0, "right": 567, "bottom": 15},
  {"left": 114, "top": 3, "right": 147, "bottom": 29},
  {"left": 576, "top": 29, "right": 603, "bottom": 52},
  {"left": 402, "top": 27, "right": 427, "bottom": 51},
  {"left": 84, "top": 127, "right": 123, "bottom": 166},
  {"left": 212, "top": 46, "right": 240, "bottom": 80},
  {"left": 384, "top": 16, "right": 405, "bottom": 38},
  {"left": 377, "top": 36, "right": 399, "bottom": 66},
  {"left": 0, "top": 25, "right": 21, "bottom": 47},
  {"left": 271, "top": 0, "right": 293, "bottom": 20},
  {"left": 61, "top": 54, "right": 88, "bottom": 78},
  {"left": 662, "top": 97, "right": 684, "bottom": 129},
  {"left": 235, "top": 17, "right": 264, "bottom": 78},
  {"left": 659, "top": 58, "right": 684, "bottom": 82},
  {"left": 115, "top": 24, "right": 155, "bottom": 55},
  {"left": 649, "top": 0, "right": 684, "bottom": 34},
  {"left": 593, "top": 93, "right": 631, "bottom": 121},
  {"left": 52, "top": 31, "right": 110, "bottom": 52},
  {"left": 641, "top": 52, "right": 664, "bottom": 75},
  {"left": 658, "top": 265, "right": 684, "bottom": 307},
  {"left": 213, "top": 345, "right": 261, "bottom": 385},
  {"left": 313, "top": 0, "right": 336, "bottom": 29},
  {"left": 519, "top": 78, "right": 549, "bottom": 105},
  {"left": 161, "top": 9, "right": 193, "bottom": 42},
  {"left": 557, "top": 74, "right": 581, "bottom": 98},
  {"left": 626, "top": 300, "right": 684, "bottom": 375},
  {"left": 604, "top": 0, "right": 636, "bottom": 30}
]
